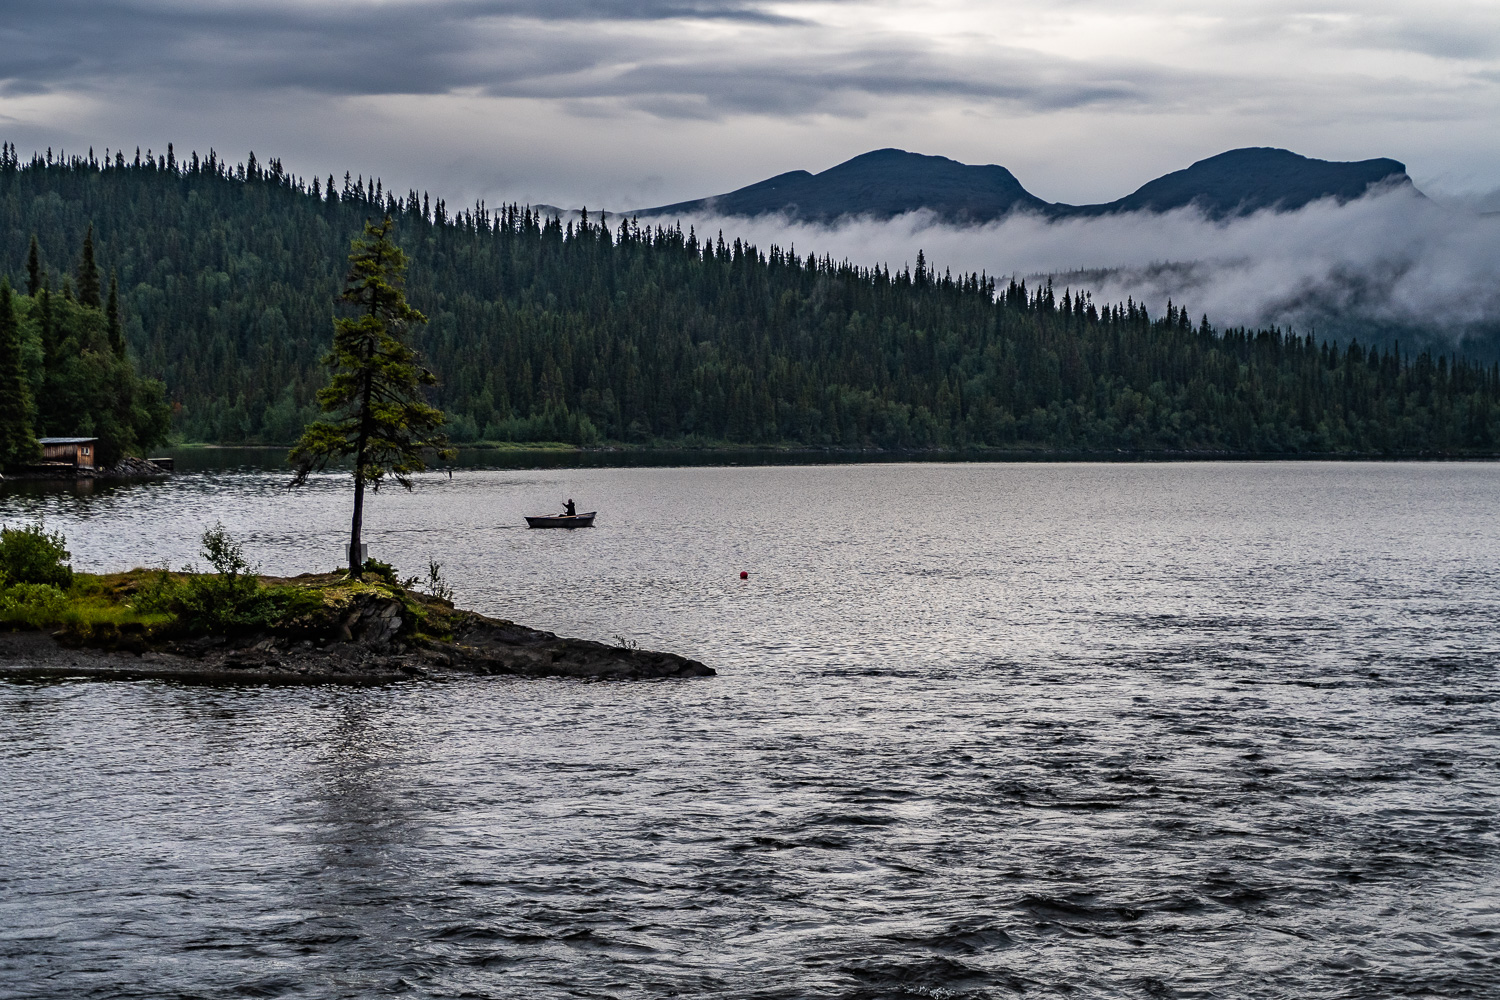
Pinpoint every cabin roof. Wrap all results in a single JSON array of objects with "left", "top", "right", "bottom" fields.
[{"left": 37, "top": 437, "right": 99, "bottom": 445}]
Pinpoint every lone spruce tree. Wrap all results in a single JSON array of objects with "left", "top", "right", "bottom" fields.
[{"left": 290, "top": 216, "right": 452, "bottom": 578}]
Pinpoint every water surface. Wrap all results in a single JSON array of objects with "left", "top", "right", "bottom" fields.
[{"left": 2, "top": 463, "right": 1498, "bottom": 998}]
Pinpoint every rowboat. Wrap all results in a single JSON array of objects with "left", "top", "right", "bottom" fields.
[{"left": 524, "top": 512, "right": 597, "bottom": 529}]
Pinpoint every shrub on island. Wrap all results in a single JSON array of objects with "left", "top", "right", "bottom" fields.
[
  {"left": 0, "top": 522, "right": 74, "bottom": 590},
  {"left": 0, "top": 521, "right": 456, "bottom": 644},
  {"left": 0, "top": 521, "right": 712, "bottom": 681}
]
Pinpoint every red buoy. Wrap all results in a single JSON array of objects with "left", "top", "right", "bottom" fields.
[{"left": 739, "top": 570, "right": 749, "bottom": 580}]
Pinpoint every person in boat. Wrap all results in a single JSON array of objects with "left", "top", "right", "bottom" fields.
[{"left": 563, "top": 499, "right": 576, "bottom": 517}]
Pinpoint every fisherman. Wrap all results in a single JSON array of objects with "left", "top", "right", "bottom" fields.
[{"left": 563, "top": 498, "right": 576, "bottom": 517}]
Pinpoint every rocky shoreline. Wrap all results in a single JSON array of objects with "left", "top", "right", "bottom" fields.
[
  {"left": 0, "top": 585, "right": 713, "bottom": 686},
  {"left": 1, "top": 456, "right": 172, "bottom": 481}
]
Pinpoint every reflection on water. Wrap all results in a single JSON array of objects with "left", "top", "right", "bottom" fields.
[
  {"left": 2, "top": 462, "right": 1499, "bottom": 998},
  {"left": 103, "top": 445, "right": 1230, "bottom": 476}
]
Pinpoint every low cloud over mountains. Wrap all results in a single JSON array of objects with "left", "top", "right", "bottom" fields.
[
  {"left": 635, "top": 147, "right": 1413, "bottom": 223},
  {"left": 627, "top": 151, "right": 1498, "bottom": 354}
]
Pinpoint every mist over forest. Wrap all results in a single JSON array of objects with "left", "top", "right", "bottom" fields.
[{"left": 651, "top": 185, "right": 1500, "bottom": 361}]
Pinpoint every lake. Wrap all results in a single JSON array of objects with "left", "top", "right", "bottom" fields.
[{"left": 2, "top": 462, "right": 1498, "bottom": 998}]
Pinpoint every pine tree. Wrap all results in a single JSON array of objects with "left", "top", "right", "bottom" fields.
[
  {"left": 35, "top": 279, "right": 58, "bottom": 435},
  {"left": 25, "top": 235, "right": 41, "bottom": 296},
  {"left": 36, "top": 278, "right": 55, "bottom": 362},
  {"left": 289, "top": 216, "right": 452, "bottom": 578},
  {"left": 77, "top": 223, "right": 101, "bottom": 308},
  {"left": 0, "top": 281, "right": 37, "bottom": 470},
  {"left": 106, "top": 270, "right": 124, "bottom": 356}
]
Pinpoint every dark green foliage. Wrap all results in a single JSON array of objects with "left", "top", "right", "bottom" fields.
[
  {"left": 0, "top": 523, "right": 91, "bottom": 630},
  {"left": 290, "top": 216, "right": 453, "bottom": 577},
  {"left": 17, "top": 282, "right": 171, "bottom": 465},
  {"left": 76, "top": 223, "right": 101, "bottom": 308},
  {"left": 360, "top": 557, "right": 401, "bottom": 586},
  {"left": 0, "top": 282, "right": 38, "bottom": 469},
  {"left": 201, "top": 521, "right": 254, "bottom": 578},
  {"left": 35, "top": 283, "right": 53, "bottom": 371},
  {"left": 3, "top": 209, "right": 171, "bottom": 466},
  {"left": 424, "top": 560, "right": 453, "bottom": 603},
  {"left": 136, "top": 524, "right": 322, "bottom": 633},
  {"left": 168, "top": 524, "right": 263, "bottom": 631},
  {"left": 0, "top": 582, "right": 68, "bottom": 622},
  {"left": 106, "top": 270, "right": 123, "bottom": 356},
  {"left": 2, "top": 148, "right": 1499, "bottom": 454},
  {"left": 394, "top": 558, "right": 453, "bottom": 601},
  {"left": 0, "top": 521, "right": 73, "bottom": 589},
  {"left": 24, "top": 235, "right": 39, "bottom": 297},
  {"left": 290, "top": 215, "right": 450, "bottom": 490},
  {"left": 0, "top": 520, "right": 331, "bottom": 636}
]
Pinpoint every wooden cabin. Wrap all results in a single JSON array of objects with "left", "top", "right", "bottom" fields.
[{"left": 38, "top": 437, "right": 99, "bottom": 470}]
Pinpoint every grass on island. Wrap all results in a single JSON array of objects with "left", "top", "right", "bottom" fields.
[{"left": 0, "top": 521, "right": 462, "bottom": 648}]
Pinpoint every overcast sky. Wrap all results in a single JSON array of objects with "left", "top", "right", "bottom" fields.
[{"left": 3, "top": 0, "right": 1498, "bottom": 210}]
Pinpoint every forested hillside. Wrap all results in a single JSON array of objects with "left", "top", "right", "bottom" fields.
[
  {"left": 0, "top": 178, "right": 170, "bottom": 469},
  {"left": 3, "top": 144, "right": 1498, "bottom": 454}
]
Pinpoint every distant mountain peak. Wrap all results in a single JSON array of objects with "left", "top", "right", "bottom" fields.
[
  {"left": 636, "top": 147, "right": 1048, "bottom": 224},
  {"left": 631, "top": 146, "right": 1417, "bottom": 224},
  {"left": 1068, "top": 147, "right": 1414, "bottom": 219}
]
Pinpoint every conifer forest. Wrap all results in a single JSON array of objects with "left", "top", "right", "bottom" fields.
[{"left": 3, "top": 143, "right": 1499, "bottom": 459}]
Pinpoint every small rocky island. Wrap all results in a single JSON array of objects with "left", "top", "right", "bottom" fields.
[
  {"left": 0, "top": 577, "right": 712, "bottom": 685},
  {"left": 0, "top": 526, "right": 712, "bottom": 686}
]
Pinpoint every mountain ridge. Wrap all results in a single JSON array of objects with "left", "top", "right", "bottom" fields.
[{"left": 627, "top": 147, "right": 1416, "bottom": 224}]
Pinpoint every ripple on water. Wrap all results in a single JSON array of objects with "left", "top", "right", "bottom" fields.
[{"left": 2, "top": 462, "right": 1500, "bottom": 997}]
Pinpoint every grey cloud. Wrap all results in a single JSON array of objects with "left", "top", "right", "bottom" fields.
[
  {"left": 1327, "top": 16, "right": 1500, "bottom": 61},
  {"left": 1427, "top": 186, "right": 1500, "bottom": 214},
  {"left": 499, "top": 0, "right": 818, "bottom": 23},
  {"left": 1376, "top": 27, "right": 1500, "bottom": 61},
  {"left": 1196, "top": 6, "right": 1500, "bottom": 62},
  {"left": 501, "top": 46, "right": 1164, "bottom": 116},
  {"left": 0, "top": 0, "right": 1218, "bottom": 118},
  {"left": 2, "top": 1, "right": 606, "bottom": 96},
  {"left": 10, "top": 0, "right": 1497, "bottom": 214}
]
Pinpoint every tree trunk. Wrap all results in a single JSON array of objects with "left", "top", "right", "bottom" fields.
[
  {"left": 349, "top": 457, "right": 365, "bottom": 578},
  {"left": 349, "top": 366, "right": 375, "bottom": 578}
]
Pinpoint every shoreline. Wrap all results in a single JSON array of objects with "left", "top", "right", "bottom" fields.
[
  {"left": 108, "top": 445, "right": 1500, "bottom": 475},
  {"left": 0, "top": 456, "right": 173, "bottom": 482},
  {"left": 0, "top": 573, "right": 713, "bottom": 686},
  {"left": 0, "top": 631, "right": 411, "bottom": 686}
]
